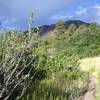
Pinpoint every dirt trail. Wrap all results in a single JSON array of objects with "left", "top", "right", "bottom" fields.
[
  {"left": 79, "top": 76, "right": 96, "bottom": 100},
  {"left": 79, "top": 57, "right": 100, "bottom": 100}
]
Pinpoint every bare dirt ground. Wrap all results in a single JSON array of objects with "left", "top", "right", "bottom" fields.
[
  {"left": 79, "top": 57, "right": 100, "bottom": 100},
  {"left": 79, "top": 76, "right": 96, "bottom": 100}
]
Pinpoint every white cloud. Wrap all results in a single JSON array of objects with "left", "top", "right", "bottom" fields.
[
  {"left": 50, "top": 14, "right": 73, "bottom": 21},
  {"left": 76, "top": 4, "right": 100, "bottom": 16},
  {"left": 67, "top": 15, "right": 73, "bottom": 18},
  {"left": 94, "top": 4, "right": 100, "bottom": 9},
  {"left": 0, "top": 18, "right": 17, "bottom": 31},
  {"left": 94, "top": 4, "right": 100, "bottom": 17},
  {"left": 0, "top": 0, "right": 77, "bottom": 29},
  {"left": 75, "top": 7, "right": 87, "bottom": 15},
  {"left": 50, "top": 15, "right": 67, "bottom": 21},
  {"left": 75, "top": 4, "right": 100, "bottom": 23}
]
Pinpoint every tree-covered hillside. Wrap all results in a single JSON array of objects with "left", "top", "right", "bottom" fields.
[{"left": 0, "top": 20, "right": 100, "bottom": 100}]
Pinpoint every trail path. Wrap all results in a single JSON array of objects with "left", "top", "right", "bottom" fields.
[
  {"left": 79, "top": 76, "right": 96, "bottom": 100},
  {"left": 79, "top": 57, "right": 100, "bottom": 100}
]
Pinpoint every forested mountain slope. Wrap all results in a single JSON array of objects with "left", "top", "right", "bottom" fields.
[{"left": 0, "top": 21, "right": 100, "bottom": 100}]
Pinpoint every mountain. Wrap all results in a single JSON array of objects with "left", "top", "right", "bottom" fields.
[
  {"left": 38, "top": 20, "right": 90, "bottom": 35},
  {"left": 24, "top": 20, "right": 90, "bottom": 35},
  {"left": 64, "top": 20, "right": 89, "bottom": 27}
]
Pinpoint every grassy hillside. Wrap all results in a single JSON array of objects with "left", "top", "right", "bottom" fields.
[{"left": 0, "top": 21, "right": 100, "bottom": 100}]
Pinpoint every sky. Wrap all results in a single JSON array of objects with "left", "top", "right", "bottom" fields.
[{"left": 0, "top": 0, "right": 100, "bottom": 31}]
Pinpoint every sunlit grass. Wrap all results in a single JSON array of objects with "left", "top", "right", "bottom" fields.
[
  {"left": 96, "top": 95, "right": 100, "bottom": 100},
  {"left": 80, "top": 56, "right": 100, "bottom": 99},
  {"left": 80, "top": 56, "right": 100, "bottom": 77}
]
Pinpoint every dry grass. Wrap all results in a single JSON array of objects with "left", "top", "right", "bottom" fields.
[
  {"left": 79, "top": 56, "right": 100, "bottom": 98},
  {"left": 80, "top": 56, "right": 100, "bottom": 77}
]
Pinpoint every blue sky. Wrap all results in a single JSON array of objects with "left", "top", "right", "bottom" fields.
[{"left": 0, "top": 0, "right": 100, "bottom": 31}]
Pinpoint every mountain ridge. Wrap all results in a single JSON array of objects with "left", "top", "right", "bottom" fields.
[{"left": 38, "top": 20, "right": 90, "bottom": 35}]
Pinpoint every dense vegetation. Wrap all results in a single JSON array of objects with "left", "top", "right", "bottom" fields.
[{"left": 0, "top": 20, "right": 100, "bottom": 100}]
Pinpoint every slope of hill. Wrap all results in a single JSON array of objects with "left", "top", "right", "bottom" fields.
[
  {"left": 28, "top": 20, "right": 90, "bottom": 35},
  {"left": 0, "top": 20, "right": 100, "bottom": 100}
]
